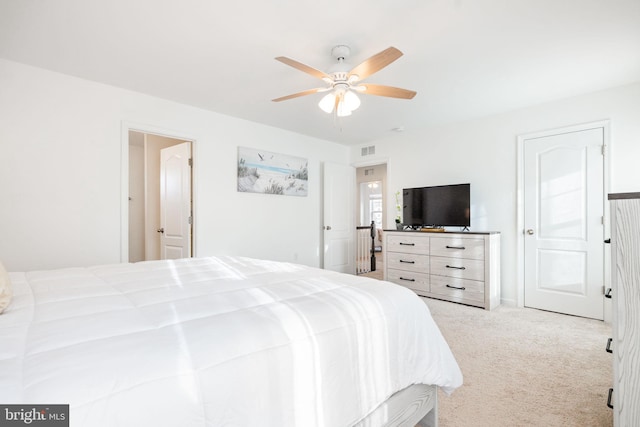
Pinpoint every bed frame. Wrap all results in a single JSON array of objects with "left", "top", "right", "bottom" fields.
[{"left": 356, "top": 384, "right": 438, "bottom": 427}]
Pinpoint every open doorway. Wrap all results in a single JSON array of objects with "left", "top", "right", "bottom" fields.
[
  {"left": 356, "top": 164, "right": 387, "bottom": 278},
  {"left": 128, "top": 131, "right": 193, "bottom": 262}
]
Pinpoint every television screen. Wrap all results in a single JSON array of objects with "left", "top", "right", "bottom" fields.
[
  {"left": 425, "top": 184, "right": 470, "bottom": 227},
  {"left": 402, "top": 184, "right": 470, "bottom": 228},
  {"left": 402, "top": 187, "right": 426, "bottom": 226}
]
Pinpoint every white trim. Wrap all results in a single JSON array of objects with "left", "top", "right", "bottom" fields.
[
  {"left": 120, "top": 121, "right": 198, "bottom": 263},
  {"left": 351, "top": 157, "right": 390, "bottom": 169},
  {"left": 515, "top": 120, "right": 611, "bottom": 310},
  {"left": 352, "top": 158, "right": 390, "bottom": 229},
  {"left": 351, "top": 157, "right": 396, "bottom": 228}
]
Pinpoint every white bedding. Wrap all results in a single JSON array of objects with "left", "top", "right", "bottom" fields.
[{"left": 0, "top": 256, "right": 462, "bottom": 426}]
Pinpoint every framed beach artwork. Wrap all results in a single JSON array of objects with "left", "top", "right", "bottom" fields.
[{"left": 237, "top": 147, "right": 308, "bottom": 197}]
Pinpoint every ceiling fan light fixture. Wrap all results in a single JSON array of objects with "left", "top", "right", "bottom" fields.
[
  {"left": 336, "top": 102, "right": 352, "bottom": 117},
  {"left": 273, "top": 46, "right": 416, "bottom": 113},
  {"left": 343, "top": 90, "right": 361, "bottom": 111},
  {"left": 319, "top": 89, "right": 360, "bottom": 116},
  {"left": 318, "top": 93, "right": 336, "bottom": 113}
]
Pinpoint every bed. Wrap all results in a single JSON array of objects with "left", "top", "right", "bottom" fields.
[{"left": 0, "top": 256, "right": 462, "bottom": 426}]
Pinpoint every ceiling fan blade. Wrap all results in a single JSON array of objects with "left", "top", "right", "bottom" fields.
[
  {"left": 272, "top": 88, "right": 327, "bottom": 102},
  {"left": 357, "top": 83, "right": 417, "bottom": 99},
  {"left": 348, "top": 47, "right": 403, "bottom": 82},
  {"left": 275, "top": 56, "right": 332, "bottom": 81}
]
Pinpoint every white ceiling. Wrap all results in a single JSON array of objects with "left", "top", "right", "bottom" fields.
[{"left": 1, "top": 0, "right": 639, "bottom": 145}]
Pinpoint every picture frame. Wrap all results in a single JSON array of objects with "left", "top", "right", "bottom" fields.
[{"left": 237, "top": 147, "right": 308, "bottom": 197}]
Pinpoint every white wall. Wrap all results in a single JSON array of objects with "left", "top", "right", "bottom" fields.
[
  {"left": 351, "top": 81, "right": 640, "bottom": 304},
  {"left": 0, "top": 59, "right": 349, "bottom": 271}
]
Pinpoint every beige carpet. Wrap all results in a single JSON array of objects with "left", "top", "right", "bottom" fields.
[{"left": 422, "top": 297, "right": 613, "bottom": 427}]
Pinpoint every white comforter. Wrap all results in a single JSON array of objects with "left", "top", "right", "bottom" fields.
[{"left": 0, "top": 256, "right": 462, "bottom": 426}]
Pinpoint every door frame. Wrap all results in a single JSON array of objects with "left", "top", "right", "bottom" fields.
[
  {"left": 354, "top": 161, "right": 388, "bottom": 250},
  {"left": 516, "top": 120, "right": 611, "bottom": 315},
  {"left": 120, "top": 121, "right": 198, "bottom": 263},
  {"left": 352, "top": 158, "right": 390, "bottom": 225}
]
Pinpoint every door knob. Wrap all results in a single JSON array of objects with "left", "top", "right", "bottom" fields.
[
  {"left": 527, "top": 229, "right": 534, "bottom": 235},
  {"left": 157, "top": 228, "right": 164, "bottom": 234},
  {"left": 325, "top": 226, "right": 332, "bottom": 230}
]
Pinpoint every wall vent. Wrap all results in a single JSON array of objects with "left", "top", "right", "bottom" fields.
[
  {"left": 361, "top": 145, "right": 376, "bottom": 156},
  {"left": 364, "top": 168, "right": 375, "bottom": 176}
]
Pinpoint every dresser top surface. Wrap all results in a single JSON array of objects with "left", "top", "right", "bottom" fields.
[
  {"left": 383, "top": 229, "right": 500, "bottom": 235},
  {"left": 608, "top": 192, "right": 640, "bottom": 200}
]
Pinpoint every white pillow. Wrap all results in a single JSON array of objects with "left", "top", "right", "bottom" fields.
[{"left": 0, "top": 261, "right": 12, "bottom": 313}]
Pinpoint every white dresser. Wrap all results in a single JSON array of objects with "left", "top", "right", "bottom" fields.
[
  {"left": 383, "top": 231, "right": 500, "bottom": 310},
  {"left": 608, "top": 193, "right": 640, "bottom": 426}
]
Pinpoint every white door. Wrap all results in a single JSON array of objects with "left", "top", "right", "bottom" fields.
[
  {"left": 523, "top": 127, "right": 604, "bottom": 319},
  {"left": 323, "top": 162, "right": 355, "bottom": 273},
  {"left": 160, "top": 142, "right": 192, "bottom": 260}
]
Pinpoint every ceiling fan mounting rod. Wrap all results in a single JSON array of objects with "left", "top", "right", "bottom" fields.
[{"left": 331, "top": 45, "right": 351, "bottom": 62}]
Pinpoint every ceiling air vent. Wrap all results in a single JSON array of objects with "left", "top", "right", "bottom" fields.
[{"left": 361, "top": 145, "right": 376, "bottom": 156}]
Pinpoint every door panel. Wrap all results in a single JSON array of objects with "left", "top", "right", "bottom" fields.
[
  {"left": 160, "top": 142, "right": 192, "bottom": 260},
  {"left": 323, "top": 162, "right": 355, "bottom": 273},
  {"left": 537, "top": 249, "right": 586, "bottom": 294},
  {"left": 538, "top": 146, "right": 587, "bottom": 240},
  {"left": 524, "top": 127, "right": 604, "bottom": 319}
]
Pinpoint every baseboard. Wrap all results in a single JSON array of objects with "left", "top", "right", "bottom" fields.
[{"left": 500, "top": 298, "right": 517, "bottom": 307}]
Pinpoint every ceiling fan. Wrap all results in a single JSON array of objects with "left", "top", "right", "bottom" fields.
[{"left": 272, "top": 45, "right": 417, "bottom": 117}]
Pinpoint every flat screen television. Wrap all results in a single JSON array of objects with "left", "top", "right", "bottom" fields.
[{"left": 402, "top": 184, "right": 470, "bottom": 228}]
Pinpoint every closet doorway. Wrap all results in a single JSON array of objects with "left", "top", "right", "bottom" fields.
[{"left": 128, "top": 130, "right": 194, "bottom": 262}]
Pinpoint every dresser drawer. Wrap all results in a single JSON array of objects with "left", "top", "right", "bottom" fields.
[
  {"left": 430, "top": 236, "right": 485, "bottom": 260},
  {"left": 430, "top": 257, "right": 484, "bottom": 281},
  {"left": 430, "top": 275, "right": 484, "bottom": 303},
  {"left": 387, "top": 269, "right": 430, "bottom": 293},
  {"left": 387, "top": 234, "right": 430, "bottom": 255},
  {"left": 387, "top": 252, "right": 429, "bottom": 274}
]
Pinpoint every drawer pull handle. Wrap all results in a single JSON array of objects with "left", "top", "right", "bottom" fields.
[
  {"left": 399, "top": 260, "right": 415, "bottom": 264},
  {"left": 446, "top": 284, "right": 466, "bottom": 291},
  {"left": 446, "top": 245, "right": 466, "bottom": 250},
  {"left": 446, "top": 265, "right": 466, "bottom": 270},
  {"left": 399, "top": 277, "right": 416, "bottom": 282},
  {"left": 399, "top": 242, "right": 415, "bottom": 246},
  {"left": 607, "top": 388, "right": 613, "bottom": 409},
  {"left": 606, "top": 338, "right": 613, "bottom": 354}
]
